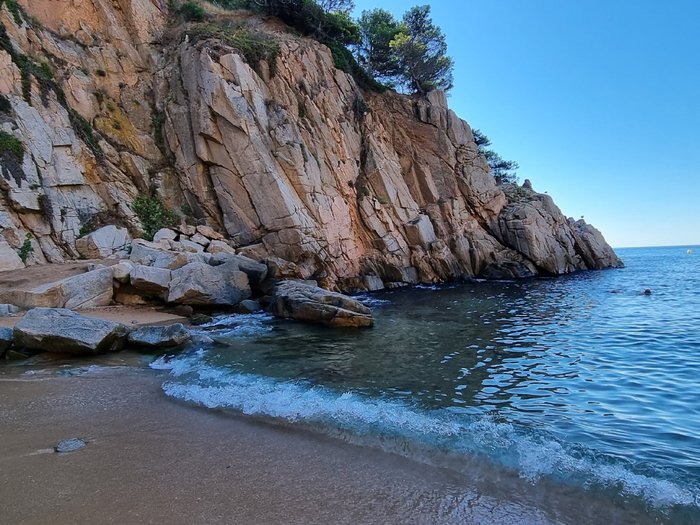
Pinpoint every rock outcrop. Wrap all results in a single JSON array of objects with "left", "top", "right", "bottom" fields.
[
  {"left": 0, "top": 326, "right": 12, "bottom": 354},
  {"left": 168, "top": 261, "right": 251, "bottom": 305},
  {"left": 76, "top": 225, "right": 131, "bottom": 259},
  {"left": 0, "top": 1, "right": 622, "bottom": 290},
  {"left": 0, "top": 265, "right": 114, "bottom": 309},
  {"left": 269, "top": 281, "right": 373, "bottom": 328},
  {"left": 127, "top": 323, "right": 191, "bottom": 348},
  {"left": 13, "top": 307, "right": 128, "bottom": 354}
]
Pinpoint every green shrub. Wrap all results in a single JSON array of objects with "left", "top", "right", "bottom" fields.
[
  {"left": 211, "top": 0, "right": 250, "bottom": 9},
  {"left": 132, "top": 194, "right": 178, "bottom": 241},
  {"left": 325, "top": 40, "right": 386, "bottom": 92},
  {"left": 0, "top": 0, "right": 23, "bottom": 25},
  {"left": 78, "top": 211, "right": 125, "bottom": 237},
  {"left": 152, "top": 110, "right": 165, "bottom": 139},
  {"left": 297, "top": 100, "right": 308, "bottom": 119},
  {"left": 352, "top": 95, "right": 369, "bottom": 120},
  {"left": 68, "top": 109, "right": 102, "bottom": 157},
  {"left": 502, "top": 184, "right": 534, "bottom": 204},
  {"left": 0, "top": 130, "right": 23, "bottom": 159},
  {"left": 78, "top": 221, "right": 93, "bottom": 238},
  {"left": 178, "top": 1, "right": 206, "bottom": 22},
  {"left": 0, "top": 93, "right": 11, "bottom": 113},
  {"left": 17, "top": 233, "right": 32, "bottom": 263},
  {"left": 189, "top": 23, "right": 279, "bottom": 76}
]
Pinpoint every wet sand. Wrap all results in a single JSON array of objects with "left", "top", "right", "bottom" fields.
[{"left": 0, "top": 365, "right": 659, "bottom": 525}]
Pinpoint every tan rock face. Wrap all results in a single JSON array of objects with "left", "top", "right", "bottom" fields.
[
  {"left": 0, "top": 266, "right": 114, "bottom": 309},
  {"left": 0, "top": 4, "right": 621, "bottom": 291}
]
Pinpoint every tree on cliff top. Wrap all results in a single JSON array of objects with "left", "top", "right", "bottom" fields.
[
  {"left": 473, "top": 129, "right": 519, "bottom": 184},
  {"left": 355, "top": 9, "right": 403, "bottom": 85},
  {"left": 356, "top": 5, "right": 453, "bottom": 95},
  {"left": 391, "top": 5, "right": 453, "bottom": 94},
  {"left": 216, "top": 1, "right": 452, "bottom": 94}
]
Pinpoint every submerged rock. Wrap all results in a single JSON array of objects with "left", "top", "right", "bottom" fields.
[
  {"left": 269, "top": 281, "right": 373, "bottom": 328},
  {"left": 236, "top": 299, "right": 262, "bottom": 314},
  {"left": 13, "top": 308, "right": 129, "bottom": 355},
  {"left": 189, "top": 313, "right": 213, "bottom": 326},
  {"left": 127, "top": 323, "right": 191, "bottom": 348}
]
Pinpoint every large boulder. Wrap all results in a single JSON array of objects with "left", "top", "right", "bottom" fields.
[
  {"left": 130, "top": 264, "right": 171, "bottom": 300},
  {"left": 570, "top": 219, "right": 624, "bottom": 269},
  {"left": 269, "top": 281, "right": 373, "bottom": 328},
  {"left": 206, "top": 240, "right": 237, "bottom": 255},
  {"left": 404, "top": 214, "right": 437, "bottom": 248},
  {"left": 0, "top": 304, "right": 20, "bottom": 316},
  {"left": 13, "top": 308, "right": 129, "bottom": 355},
  {"left": 75, "top": 225, "right": 131, "bottom": 259},
  {"left": 112, "top": 261, "right": 134, "bottom": 283},
  {"left": 498, "top": 194, "right": 586, "bottom": 275},
  {"left": 167, "top": 261, "right": 251, "bottom": 305},
  {"left": 153, "top": 228, "right": 178, "bottom": 243},
  {"left": 209, "top": 253, "right": 268, "bottom": 287},
  {"left": 127, "top": 323, "right": 191, "bottom": 348},
  {"left": 0, "top": 267, "right": 115, "bottom": 310},
  {"left": 196, "top": 225, "right": 224, "bottom": 240},
  {"left": 0, "top": 236, "right": 24, "bottom": 271},
  {"left": 0, "top": 326, "right": 13, "bottom": 354},
  {"left": 130, "top": 239, "right": 208, "bottom": 269}
]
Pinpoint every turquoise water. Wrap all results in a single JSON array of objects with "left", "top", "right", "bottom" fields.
[{"left": 154, "top": 246, "right": 700, "bottom": 523}]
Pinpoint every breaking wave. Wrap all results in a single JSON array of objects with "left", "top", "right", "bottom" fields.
[{"left": 151, "top": 351, "right": 699, "bottom": 512}]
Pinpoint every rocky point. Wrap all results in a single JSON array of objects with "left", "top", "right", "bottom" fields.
[{"left": 0, "top": 0, "right": 621, "bottom": 296}]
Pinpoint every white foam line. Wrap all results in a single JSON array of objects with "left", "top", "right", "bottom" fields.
[{"left": 152, "top": 354, "right": 699, "bottom": 510}]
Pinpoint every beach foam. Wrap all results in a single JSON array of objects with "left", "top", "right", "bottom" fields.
[{"left": 151, "top": 352, "right": 699, "bottom": 511}]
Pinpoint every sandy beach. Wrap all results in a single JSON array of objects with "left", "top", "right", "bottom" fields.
[
  {"left": 0, "top": 306, "right": 188, "bottom": 329},
  {"left": 0, "top": 362, "right": 660, "bottom": 525}
]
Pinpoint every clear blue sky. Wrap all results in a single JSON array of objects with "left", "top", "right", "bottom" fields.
[{"left": 352, "top": 0, "right": 699, "bottom": 248}]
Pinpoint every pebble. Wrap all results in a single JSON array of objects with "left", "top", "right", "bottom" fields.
[{"left": 54, "top": 438, "right": 86, "bottom": 453}]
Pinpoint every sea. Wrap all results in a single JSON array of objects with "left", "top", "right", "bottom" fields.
[{"left": 152, "top": 245, "right": 700, "bottom": 524}]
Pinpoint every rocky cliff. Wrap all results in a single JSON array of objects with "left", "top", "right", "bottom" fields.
[{"left": 0, "top": 0, "right": 621, "bottom": 291}]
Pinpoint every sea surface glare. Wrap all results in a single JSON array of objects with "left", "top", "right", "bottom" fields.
[{"left": 154, "top": 246, "right": 700, "bottom": 524}]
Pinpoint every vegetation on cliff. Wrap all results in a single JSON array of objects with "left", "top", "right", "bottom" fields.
[
  {"left": 132, "top": 194, "right": 179, "bottom": 241},
  {"left": 473, "top": 130, "right": 519, "bottom": 185},
  {"left": 355, "top": 5, "right": 452, "bottom": 94},
  {"left": 196, "top": 0, "right": 514, "bottom": 182},
  {"left": 207, "top": 1, "right": 453, "bottom": 94}
]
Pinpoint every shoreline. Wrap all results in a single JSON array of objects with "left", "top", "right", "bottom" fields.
[{"left": 0, "top": 362, "right": 663, "bottom": 525}]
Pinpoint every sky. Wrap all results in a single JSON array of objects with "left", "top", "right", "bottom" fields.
[{"left": 352, "top": 0, "right": 699, "bottom": 248}]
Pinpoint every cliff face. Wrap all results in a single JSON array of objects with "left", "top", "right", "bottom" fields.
[{"left": 0, "top": 1, "right": 621, "bottom": 290}]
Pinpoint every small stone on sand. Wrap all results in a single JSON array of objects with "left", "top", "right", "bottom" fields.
[{"left": 55, "top": 438, "right": 86, "bottom": 453}]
